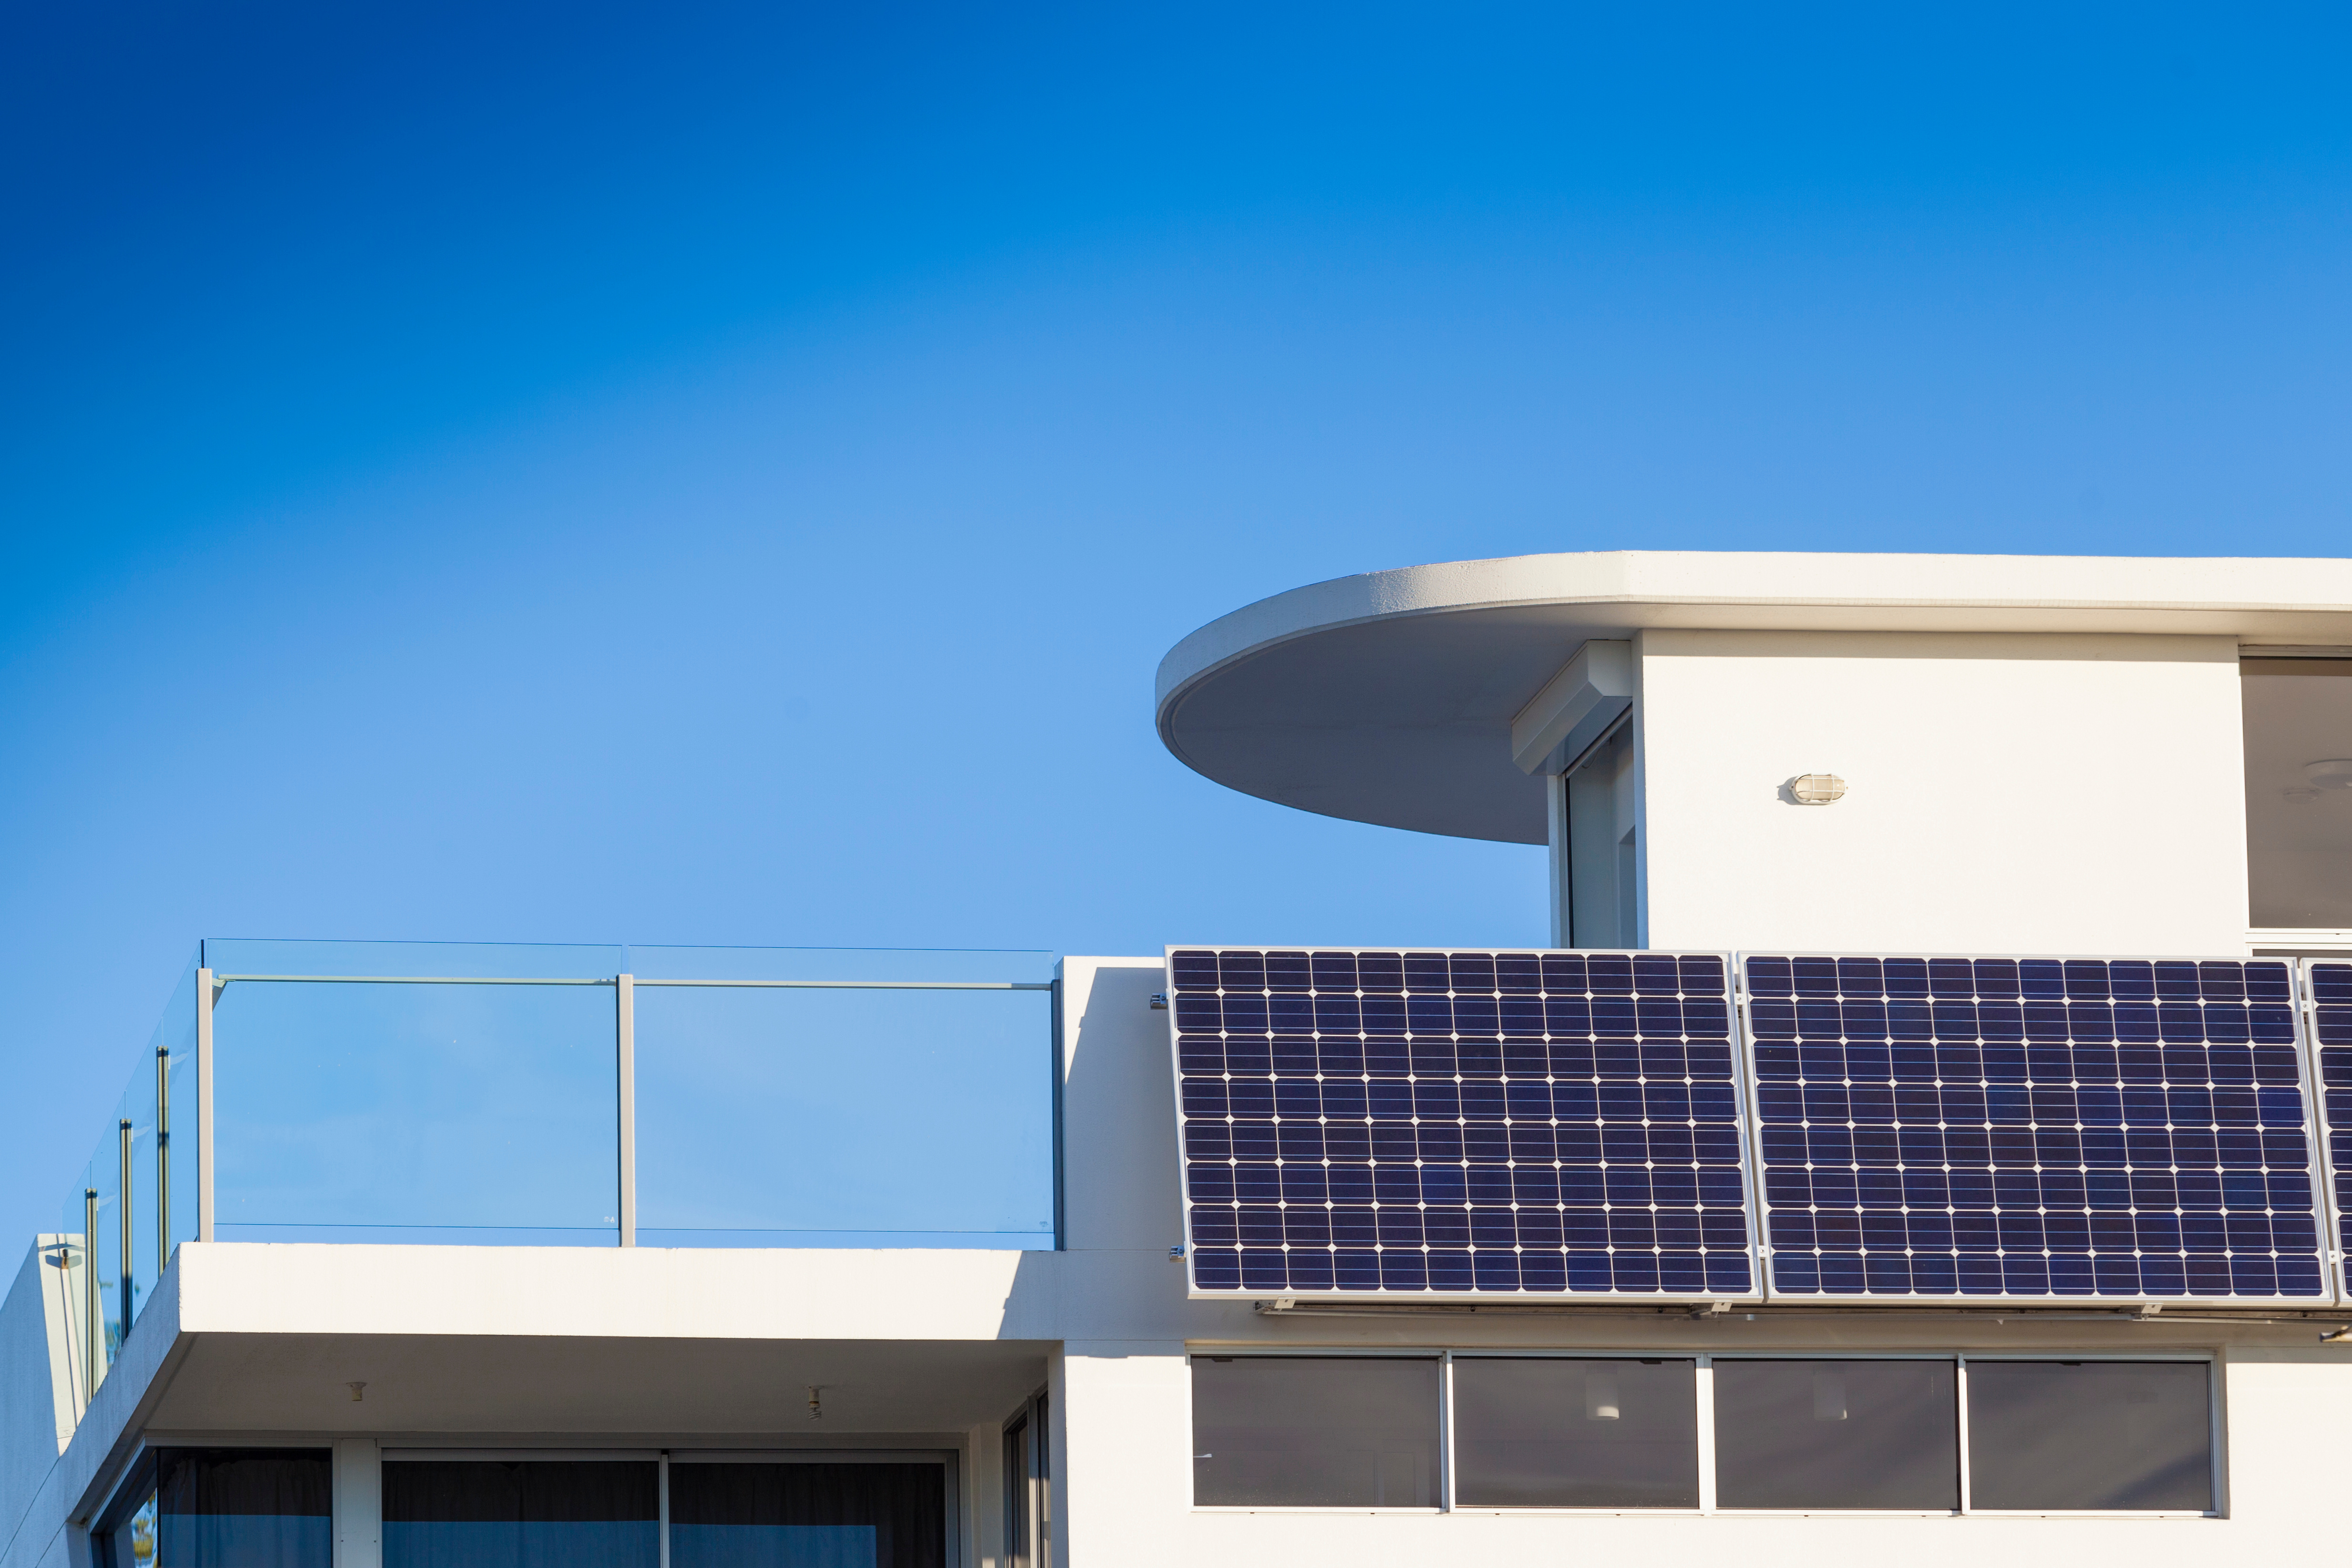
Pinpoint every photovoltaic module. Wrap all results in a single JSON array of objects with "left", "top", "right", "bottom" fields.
[
  {"left": 1742, "top": 955, "right": 2328, "bottom": 1303},
  {"left": 1166, "top": 947, "right": 1760, "bottom": 1300}
]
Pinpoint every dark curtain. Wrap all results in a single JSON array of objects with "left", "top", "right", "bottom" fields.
[
  {"left": 383, "top": 1463, "right": 658, "bottom": 1568},
  {"left": 155, "top": 1449, "right": 332, "bottom": 1568},
  {"left": 670, "top": 1464, "right": 943, "bottom": 1568}
]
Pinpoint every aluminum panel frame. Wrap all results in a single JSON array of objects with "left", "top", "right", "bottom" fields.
[{"left": 2301, "top": 960, "right": 2352, "bottom": 1304}]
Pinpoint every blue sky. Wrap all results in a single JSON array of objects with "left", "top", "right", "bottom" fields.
[{"left": 5, "top": 2, "right": 2350, "bottom": 1239}]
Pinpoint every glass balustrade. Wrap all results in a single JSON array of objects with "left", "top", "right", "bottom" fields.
[{"left": 58, "top": 938, "right": 1063, "bottom": 1400}]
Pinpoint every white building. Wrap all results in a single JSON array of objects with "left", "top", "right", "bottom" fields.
[{"left": 7, "top": 549, "right": 2352, "bottom": 1568}]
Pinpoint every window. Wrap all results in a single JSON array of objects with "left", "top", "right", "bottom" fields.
[
  {"left": 1004, "top": 1391, "right": 1050, "bottom": 1568},
  {"left": 383, "top": 1461, "right": 658, "bottom": 1568},
  {"left": 1558, "top": 718, "right": 1640, "bottom": 948},
  {"left": 1188, "top": 1352, "right": 2214, "bottom": 1515},
  {"left": 1966, "top": 1361, "right": 2212, "bottom": 1512},
  {"left": 1191, "top": 1356, "right": 1440, "bottom": 1507},
  {"left": 1452, "top": 1358, "right": 1697, "bottom": 1508},
  {"left": 670, "top": 1462, "right": 947, "bottom": 1568},
  {"left": 101, "top": 1450, "right": 331, "bottom": 1568},
  {"left": 2242, "top": 655, "right": 2352, "bottom": 933},
  {"left": 1712, "top": 1359, "right": 1959, "bottom": 1511}
]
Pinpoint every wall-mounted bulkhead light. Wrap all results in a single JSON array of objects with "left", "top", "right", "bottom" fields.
[
  {"left": 1790, "top": 774, "right": 1847, "bottom": 805},
  {"left": 2306, "top": 759, "right": 2352, "bottom": 789}
]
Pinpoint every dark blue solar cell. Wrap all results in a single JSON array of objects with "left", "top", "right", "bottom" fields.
[
  {"left": 1171, "top": 946, "right": 1755, "bottom": 1299},
  {"left": 1743, "top": 953, "right": 2326, "bottom": 1304}
]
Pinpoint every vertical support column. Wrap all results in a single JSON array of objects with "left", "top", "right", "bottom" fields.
[
  {"left": 617, "top": 974, "right": 636, "bottom": 1248},
  {"left": 1694, "top": 1355, "right": 1717, "bottom": 1513},
  {"left": 655, "top": 1452, "right": 670, "bottom": 1568},
  {"left": 1437, "top": 1352, "right": 1455, "bottom": 1511},
  {"left": 965, "top": 1419, "right": 1002, "bottom": 1568},
  {"left": 1546, "top": 772, "right": 1571, "bottom": 948},
  {"left": 1043, "top": 1350, "right": 1069, "bottom": 1568},
  {"left": 1051, "top": 970, "right": 1066, "bottom": 1251},
  {"left": 155, "top": 1044, "right": 171, "bottom": 1279},
  {"left": 1953, "top": 1358, "right": 1972, "bottom": 1513},
  {"left": 333, "top": 1439, "right": 382, "bottom": 1568},
  {"left": 196, "top": 969, "right": 215, "bottom": 1244}
]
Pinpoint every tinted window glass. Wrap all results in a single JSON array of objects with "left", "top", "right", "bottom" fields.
[
  {"left": 670, "top": 1462, "right": 945, "bottom": 1568},
  {"left": 153, "top": 1448, "right": 331, "bottom": 1568},
  {"left": 1713, "top": 1360, "right": 1958, "bottom": 1510},
  {"left": 384, "top": 1462, "right": 657, "bottom": 1568},
  {"left": 1967, "top": 1361, "right": 2212, "bottom": 1511},
  {"left": 1191, "top": 1357, "right": 1440, "bottom": 1506},
  {"left": 1452, "top": 1358, "right": 1697, "bottom": 1507}
]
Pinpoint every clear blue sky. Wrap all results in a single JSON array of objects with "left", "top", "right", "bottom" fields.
[{"left": 6, "top": 2, "right": 2349, "bottom": 1241}]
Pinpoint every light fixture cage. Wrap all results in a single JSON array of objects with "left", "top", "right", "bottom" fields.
[{"left": 1791, "top": 773, "right": 1847, "bottom": 805}]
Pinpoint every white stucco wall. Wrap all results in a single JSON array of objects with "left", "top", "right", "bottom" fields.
[
  {"left": 1634, "top": 629, "right": 2249, "bottom": 955},
  {"left": 0, "top": 1244, "right": 61, "bottom": 1568},
  {"left": 1056, "top": 1342, "right": 2347, "bottom": 1568}
]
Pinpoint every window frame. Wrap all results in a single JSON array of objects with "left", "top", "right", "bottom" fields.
[{"left": 1186, "top": 1347, "right": 2223, "bottom": 1519}]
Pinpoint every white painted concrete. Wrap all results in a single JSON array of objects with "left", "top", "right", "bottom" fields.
[
  {"left": 170, "top": 1243, "right": 1031, "bottom": 1342},
  {"left": 1156, "top": 548, "right": 2352, "bottom": 843},
  {"left": 0, "top": 1245, "right": 61, "bottom": 1568},
  {"left": 330, "top": 1440, "right": 378, "bottom": 1568},
  {"left": 1638, "top": 629, "right": 2250, "bottom": 953}
]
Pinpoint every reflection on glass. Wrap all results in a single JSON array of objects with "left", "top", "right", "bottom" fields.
[
  {"left": 1191, "top": 1357, "right": 1440, "bottom": 1507},
  {"left": 123, "top": 1067, "right": 158, "bottom": 1329},
  {"left": 1967, "top": 1361, "right": 2212, "bottom": 1511},
  {"left": 1452, "top": 1358, "right": 1698, "bottom": 1508},
  {"left": 213, "top": 980, "right": 620, "bottom": 1243},
  {"left": 2241, "top": 659, "right": 2352, "bottom": 928},
  {"left": 153, "top": 1448, "right": 332, "bottom": 1568},
  {"left": 624, "top": 947, "right": 1052, "bottom": 986},
  {"left": 1713, "top": 1359, "right": 1958, "bottom": 1510},
  {"left": 103, "top": 1484, "right": 155, "bottom": 1568},
  {"left": 203, "top": 939, "right": 625, "bottom": 981},
  {"left": 671, "top": 1462, "right": 945, "bottom": 1568},
  {"left": 165, "top": 961, "right": 202, "bottom": 1268},
  {"left": 635, "top": 986, "right": 1053, "bottom": 1247},
  {"left": 385, "top": 1462, "right": 657, "bottom": 1568},
  {"left": 79, "top": 1132, "right": 123, "bottom": 1385}
]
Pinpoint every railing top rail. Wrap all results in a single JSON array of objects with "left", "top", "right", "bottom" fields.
[{"left": 211, "top": 973, "right": 1054, "bottom": 990}]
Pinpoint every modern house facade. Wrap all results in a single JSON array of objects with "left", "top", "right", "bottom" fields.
[{"left": 6, "top": 549, "right": 2352, "bottom": 1568}]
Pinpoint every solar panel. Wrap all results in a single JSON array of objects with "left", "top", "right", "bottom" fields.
[
  {"left": 1742, "top": 955, "right": 2328, "bottom": 1303},
  {"left": 1166, "top": 948, "right": 1761, "bottom": 1300},
  {"left": 2307, "top": 960, "right": 2352, "bottom": 1300}
]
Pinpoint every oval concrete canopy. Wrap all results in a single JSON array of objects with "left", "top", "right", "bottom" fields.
[{"left": 1155, "top": 549, "right": 2352, "bottom": 845}]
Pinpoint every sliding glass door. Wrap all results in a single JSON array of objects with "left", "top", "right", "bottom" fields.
[{"left": 378, "top": 1456, "right": 947, "bottom": 1568}]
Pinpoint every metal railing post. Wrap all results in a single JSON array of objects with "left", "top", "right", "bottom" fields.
[
  {"left": 196, "top": 968, "right": 215, "bottom": 1243},
  {"left": 156, "top": 1044, "right": 171, "bottom": 1279},
  {"left": 617, "top": 974, "right": 636, "bottom": 1248},
  {"left": 82, "top": 1187, "right": 98, "bottom": 1398},
  {"left": 118, "top": 1118, "right": 133, "bottom": 1334}
]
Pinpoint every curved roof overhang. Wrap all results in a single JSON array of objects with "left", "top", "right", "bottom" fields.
[{"left": 1154, "top": 550, "right": 2352, "bottom": 846}]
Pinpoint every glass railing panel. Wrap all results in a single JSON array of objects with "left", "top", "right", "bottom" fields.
[
  {"left": 161, "top": 958, "right": 200, "bottom": 1270},
  {"left": 58, "top": 1186, "right": 95, "bottom": 1401},
  {"left": 121, "top": 1066, "right": 158, "bottom": 1328},
  {"left": 77, "top": 1130, "right": 124, "bottom": 1383},
  {"left": 635, "top": 976, "right": 1056, "bottom": 1248},
  {"left": 204, "top": 937, "right": 624, "bottom": 981},
  {"left": 211, "top": 977, "right": 621, "bottom": 1244},
  {"left": 624, "top": 945, "right": 1054, "bottom": 985}
]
